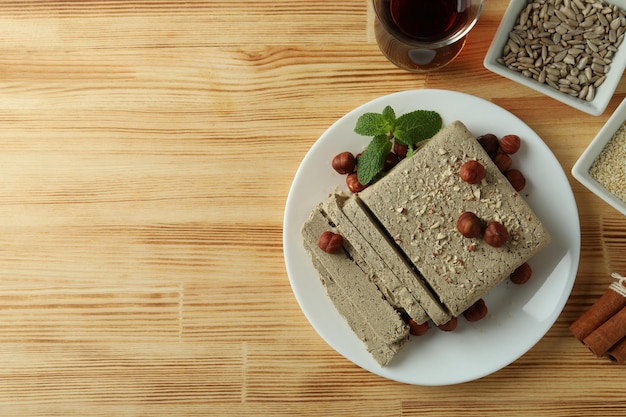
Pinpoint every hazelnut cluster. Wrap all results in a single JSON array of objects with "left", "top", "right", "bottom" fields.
[
  {"left": 400, "top": 312, "right": 464, "bottom": 336},
  {"left": 331, "top": 141, "right": 410, "bottom": 193},
  {"left": 408, "top": 264, "right": 531, "bottom": 334},
  {"left": 331, "top": 152, "right": 366, "bottom": 193},
  {"left": 476, "top": 133, "right": 526, "bottom": 192},
  {"left": 404, "top": 298, "right": 489, "bottom": 336},
  {"left": 456, "top": 211, "right": 509, "bottom": 248},
  {"left": 455, "top": 133, "right": 531, "bottom": 247},
  {"left": 474, "top": 133, "right": 534, "bottom": 285}
]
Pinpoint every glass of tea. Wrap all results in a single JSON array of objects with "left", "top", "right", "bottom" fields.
[{"left": 372, "top": 0, "right": 485, "bottom": 72}]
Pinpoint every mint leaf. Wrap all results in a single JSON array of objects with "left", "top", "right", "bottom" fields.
[
  {"left": 350, "top": 106, "right": 442, "bottom": 187},
  {"left": 357, "top": 134, "right": 392, "bottom": 185},
  {"left": 354, "top": 106, "right": 396, "bottom": 137},
  {"left": 382, "top": 105, "right": 396, "bottom": 125},
  {"left": 406, "top": 144, "right": 415, "bottom": 159},
  {"left": 393, "top": 110, "right": 442, "bottom": 145},
  {"left": 354, "top": 112, "right": 387, "bottom": 136}
]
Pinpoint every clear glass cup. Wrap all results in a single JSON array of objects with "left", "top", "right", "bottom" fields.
[{"left": 372, "top": 0, "right": 485, "bottom": 72}]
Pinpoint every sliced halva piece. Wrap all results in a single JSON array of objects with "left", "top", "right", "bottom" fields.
[
  {"left": 315, "top": 266, "right": 407, "bottom": 366},
  {"left": 342, "top": 195, "right": 452, "bottom": 325},
  {"left": 321, "top": 193, "right": 429, "bottom": 324},
  {"left": 301, "top": 206, "right": 409, "bottom": 365}
]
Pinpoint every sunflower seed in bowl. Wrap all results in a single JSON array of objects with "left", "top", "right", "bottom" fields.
[{"left": 484, "top": 0, "right": 626, "bottom": 116}]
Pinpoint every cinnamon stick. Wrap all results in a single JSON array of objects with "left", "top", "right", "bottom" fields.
[
  {"left": 607, "top": 336, "right": 626, "bottom": 365},
  {"left": 582, "top": 306, "right": 626, "bottom": 357},
  {"left": 570, "top": 275, "right": 626, "bottom": 341}
]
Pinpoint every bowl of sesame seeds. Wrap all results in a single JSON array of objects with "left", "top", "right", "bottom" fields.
[
  {"left": 484, "top": 0, "right": 626, "bottom": 116},
  {"left": 572, "top": 96, "right": 626, "bottom": 215}
]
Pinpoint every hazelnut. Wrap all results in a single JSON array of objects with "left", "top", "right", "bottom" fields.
[
  {"left": 393, "top": 141, "right": 409, "bottom": 159},
  {"left": 318, "top": 231, "right": 343, "bottom": 254},
  {"left": 477, "top": 134, "right": 499, "bottom": 156},
  {"left": 346, "top": 173, "right": 367, "bottom": 193},
  {"left": 492, "top": 152, "right": 513, "bottom": 172},
  {"left": 383, "top": 152, "right": 400, "bottom": 171},
  {"left": 510, "top": 262, "right": 532, "bottom": 284},
  {"left": 459, "top": 160, "right": 486, "bottom": 184},
  {"left": 437, "top": 316, "right": 458, "bottom": 331},
  {"left": 331, "top": 152, "right": 356, "bottom": 175},
  {"left": 499, "top": 134, "right": 521, "bottom": 154},
  {"left": 483, "top": 221, "right": 509, "bottom": 247},
  {"left": 456, "top": 211, "right": 484, "bottom": 238},
  {"left": 463, "top": 299, "right": 488, "bottom": 322},
  {"left": 407, "top": 318, "right": 429, "bottom": 336},
  {"left": 504, "top": 169, "right": 526, "bottom": 191}
]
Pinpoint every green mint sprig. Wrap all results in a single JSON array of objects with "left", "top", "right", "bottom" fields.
[{"left": 354, "top": 106, "right": 442, "bottom": 185}]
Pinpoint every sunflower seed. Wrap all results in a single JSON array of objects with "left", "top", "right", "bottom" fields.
[
  {"left": 586, "top": 84, "right": 596, "bottom": 101},
  {"left": 579, "top": 84, "right": 589, "bottom": 98},
  {"left": 499, "top": 0, "right": 626, "bottom": 102}
]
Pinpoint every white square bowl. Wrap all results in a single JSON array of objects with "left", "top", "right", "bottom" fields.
[
  {"left": 572, "top": 96, "right": 626, "bottom": 215},
  {"left": 484, "top": 0, "right": 626, "bottom": 116}
]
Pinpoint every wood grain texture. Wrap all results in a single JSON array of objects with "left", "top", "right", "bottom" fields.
[{"left": 0, "top": 0, "right": 623, "bottom": 415}]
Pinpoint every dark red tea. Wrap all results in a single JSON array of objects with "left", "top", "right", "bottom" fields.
[
  {"left": 390, "top": 0, "right": 463, "bottom": 40},
  {"left": 373, "top": 0, "right": 479, "bottom": 71}
]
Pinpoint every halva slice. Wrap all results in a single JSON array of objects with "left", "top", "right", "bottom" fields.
[
  {"left": 301, "top": 206, "right": 409, "bottom": 366},
  {"left": 340, "top": 195, "right": 452, "bottom": 325},
  {"left": 321, "top": 193, "right": 430, "bottom": 324}
]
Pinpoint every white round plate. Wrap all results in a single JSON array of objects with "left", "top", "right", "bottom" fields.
[{"left": 283, "top": 89, "right": 580, "bottom": 386}]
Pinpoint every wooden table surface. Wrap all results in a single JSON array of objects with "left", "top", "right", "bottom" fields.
[{"left": 1, "top": 1, "right": 625, "bottom": 415}]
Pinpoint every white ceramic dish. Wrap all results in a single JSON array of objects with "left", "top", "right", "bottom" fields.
[
  {"left": 572, "top": 96, "right": 626, "bottom": 216},
  {"left": 484, "top": 0, "right": 626, "bottom": 116},
  {"left": 283, "top": 89, "right": 580, "bottom": 386}
]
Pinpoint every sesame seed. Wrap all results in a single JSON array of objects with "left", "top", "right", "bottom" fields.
[{"left": 589, "top": 121, "right": 626, "bottom": 202}]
